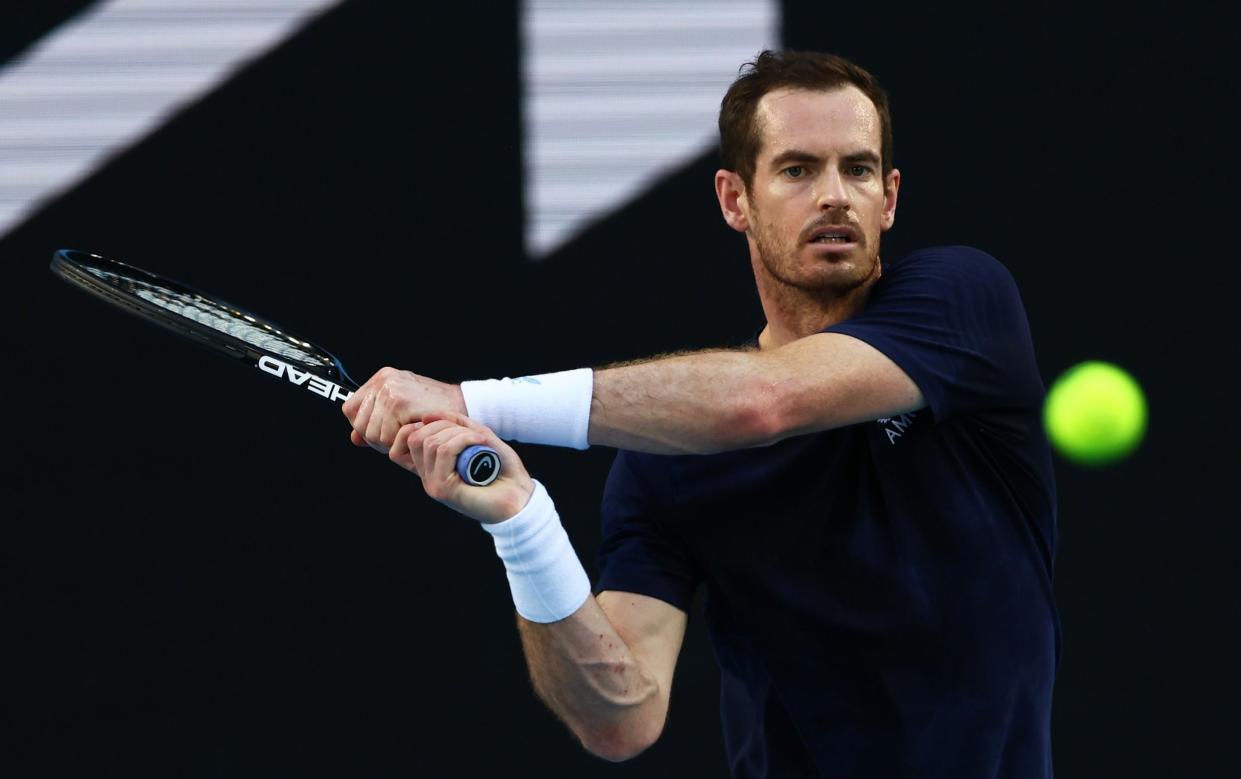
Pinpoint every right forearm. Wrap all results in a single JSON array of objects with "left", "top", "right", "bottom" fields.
[
  {"left": 465, "top": 477, "right": 663, "bottom": 757},
  {"left": 516, "top": 598, "right": 664, "bottom": 761},
  {"left": 372, "top": 408, "right": 672, "bottom": 757}
]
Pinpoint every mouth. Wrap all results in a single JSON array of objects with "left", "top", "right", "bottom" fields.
[{"left": 806, "top": 224, "right": 860, "bottom": 250}]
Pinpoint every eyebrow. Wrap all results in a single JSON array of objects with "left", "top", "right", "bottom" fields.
[{"left": 768, "top": 148, "right": 882, "bottom": 170}]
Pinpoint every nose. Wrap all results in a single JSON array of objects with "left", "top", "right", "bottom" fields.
[{"left": 815, "top": 169, "right": 850, "bottom": 211}]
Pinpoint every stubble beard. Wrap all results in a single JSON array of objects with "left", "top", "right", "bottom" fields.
[{"left": 752, "top": 216, "right": 881, "bottom": 298}]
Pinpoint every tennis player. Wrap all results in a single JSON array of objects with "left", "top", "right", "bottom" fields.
[{"left": 344, "top": 50, "right": 1058, "bottom": 778}]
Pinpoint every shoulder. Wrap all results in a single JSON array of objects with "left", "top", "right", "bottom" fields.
[
  {"left": 885, "top": 245, "right": 1019, "bottom": 291},
  {"left": 874, "top": 245, "right": 1027, "bottom": 316}
]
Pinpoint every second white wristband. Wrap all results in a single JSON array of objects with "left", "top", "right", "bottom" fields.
[{"left": 480, "top": 480, "right": 591, "bottom": 623}]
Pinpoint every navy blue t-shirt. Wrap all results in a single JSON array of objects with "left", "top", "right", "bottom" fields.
[{"left": 596, "top": 246, "right": 1059, "bottom": 778}]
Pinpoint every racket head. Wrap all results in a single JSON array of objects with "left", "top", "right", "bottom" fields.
[{"left": 50, "top": 249, "right": 358, "bottom": 391}]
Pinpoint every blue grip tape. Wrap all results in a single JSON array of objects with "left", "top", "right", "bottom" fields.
[{"left": 457, "top": 444, "right": 501, "bottom": 486}]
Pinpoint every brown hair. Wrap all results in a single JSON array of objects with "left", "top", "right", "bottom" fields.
[{"left": 719, "top": 50, "right": 894, "bottom": 189}]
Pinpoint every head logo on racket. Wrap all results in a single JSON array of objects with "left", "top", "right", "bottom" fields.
[{"left": 458, "top": 445, "right": 501, "bottom": 487}]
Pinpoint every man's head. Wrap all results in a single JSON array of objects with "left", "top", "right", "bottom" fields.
[
  {"left": 715, "top": 51, "right": 900, "bottom": 308},
  {"left": 720, "top": 50, "right": 894, "bottom": 192}
]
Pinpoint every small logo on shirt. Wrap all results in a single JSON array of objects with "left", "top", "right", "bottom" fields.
[{"left": 876, "top": 412, "right": 920, "bottom": 445}]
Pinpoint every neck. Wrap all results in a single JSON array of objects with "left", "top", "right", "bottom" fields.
[{"left": 753, "top": 258, "right": 880, "bottom": 350}]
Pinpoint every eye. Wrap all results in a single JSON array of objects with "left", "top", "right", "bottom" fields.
[
  {"left": 847, "top": 164, "right": 872, "bottom": 177},
  {"left": 783, "top": 165, "right": 806, "bottom": 179}
]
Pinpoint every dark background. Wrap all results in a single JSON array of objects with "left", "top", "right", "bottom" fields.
[{"left": 3, "top": 1, "right": 1238, "bottom": 776}]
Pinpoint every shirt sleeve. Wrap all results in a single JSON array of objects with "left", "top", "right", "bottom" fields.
[
  {"left": 595, "top": 450, "right": 699, "bottom": 614},
  {"left": 823, "top": 246, "right": 1045, "bottom": 422}
]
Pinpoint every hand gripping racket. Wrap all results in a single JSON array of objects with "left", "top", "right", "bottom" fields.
[{"left": 49, "top": 249, "right": 501, "bottom": 487}]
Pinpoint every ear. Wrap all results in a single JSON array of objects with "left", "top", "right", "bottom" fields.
[
  {"left": 880, "top": 168, "right": 900, "bottom": 231},
  {"left": 715, "top": 169, "right": 750, "bottom": 233}
]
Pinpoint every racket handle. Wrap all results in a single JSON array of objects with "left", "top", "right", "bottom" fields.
[{"left": 457, "top": 444, "right": 502, "bottom": 487}]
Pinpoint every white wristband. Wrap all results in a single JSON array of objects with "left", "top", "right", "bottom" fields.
[
  {"left": 480, "top": 480, "right": 591, "bottom": 623},
  {"left": 460, "top": 368, "right": 593, "bottom": 450}
]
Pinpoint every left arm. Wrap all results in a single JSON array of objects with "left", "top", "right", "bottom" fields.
[
  {"left": 587, "top": 332, "right": 923, "bottom": 454},
  {"left": 343, "top": 333, "right": 922, "bottom": 456}
]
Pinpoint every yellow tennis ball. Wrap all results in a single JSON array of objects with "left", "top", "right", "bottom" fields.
[{"left": 1044, "top": 361, "right": 1147, "bottom": 466}]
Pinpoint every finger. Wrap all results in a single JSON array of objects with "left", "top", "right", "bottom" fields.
[
  {"left": 371, "top": 381, "right": 414, "bottom": 450},
  {"left": 419, "top": 425, "right": 466, "bottom": 466},
  {"left": 390, "top": 422, "right": 422, "bottom": 472},
  {"left": 416, "top": 426, "right": 461, "bottom": 498},
  {"left": 342, "top": 370, "right": 382, "bottom": 419},
  {"left": 407, "top": 419, "right": 458, "bottom": 454},
  {"left": 427, "top": 429, "right": 489, "bottom": 497},
  {"left": 351, "top": 390, "right": 377, "bottom": 443},
  {"left": 341, "top": 380, "right": 361, "bottom": 418},
  {"left": 380, "top": 406, "right": 406, "bottom": 451},
  {"left": 421, "top": 411, "right": 525, "bottom": 478},
  {"left": 364, "top": 392, "right": 391, "bottom": 452},
  {"left": 350, "top": 429, "right": 368, "bottom": 448},
  {"left": 408, "top": 419, "right": 461, "bottom": 474}
]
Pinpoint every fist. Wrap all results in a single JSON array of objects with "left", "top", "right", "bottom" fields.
[
  {"left": 342, "top": 367, "right": 467, "bottom": 452},
  {"left": 391, "top": 412, "right": 535, "bottom": 524}
]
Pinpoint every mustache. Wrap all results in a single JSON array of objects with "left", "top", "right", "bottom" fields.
[{"left": 800, "top": 217, "right": 863, "bottom": 244}]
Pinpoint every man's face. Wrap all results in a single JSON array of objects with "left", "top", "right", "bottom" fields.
[{"left": 739, "top": 86, "right": 899, "bottom": 296}]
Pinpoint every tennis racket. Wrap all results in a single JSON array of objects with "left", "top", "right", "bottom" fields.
[{"left": 49, "top": 249, "right": 501, "bottom": 487}]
